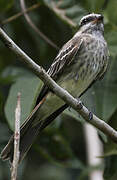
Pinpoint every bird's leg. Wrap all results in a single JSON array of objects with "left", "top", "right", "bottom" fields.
[{"left": 76, "top": 98, "right": 84, "bottom": 110}]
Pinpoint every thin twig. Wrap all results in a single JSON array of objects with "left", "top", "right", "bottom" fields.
[
  {"left": 1, "top": 3, "right": 40, "bottom": 25},
  {"left": 51, "top": 1, "right": 77, "bottom": 28},
  {"left": 20, "top": 0, "right": 59, "bottom": 50},
  {"left": 11, "top": 93, "right": 21, "bottom": 180},
  {"left": 0, "top": 27, "right": 117, "bottom": 143}
]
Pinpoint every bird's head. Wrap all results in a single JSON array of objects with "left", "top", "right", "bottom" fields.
[{"left": 79, "top": 13, "right": 104, "bottom": 35}]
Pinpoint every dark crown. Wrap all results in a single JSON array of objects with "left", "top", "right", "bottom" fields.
[{"left": 79, "top": 13, "right": 103, "bottom": 27}]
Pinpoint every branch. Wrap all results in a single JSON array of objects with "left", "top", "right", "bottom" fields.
[
  {"left": 20, "top": 0, "right": 59, "bottom": 50},
  {"left": 0, "top": 27, "right": 117, "bottom": 143},
  {"left": 1, "top": 3, "right": 40, "bottom": 25},
  {"left": 11, "top": 93, "right": 21, "bottom": 180}
]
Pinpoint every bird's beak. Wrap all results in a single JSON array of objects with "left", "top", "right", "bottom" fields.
[{"left": 92, "top": 16, "right": 103, "bottom": 24}]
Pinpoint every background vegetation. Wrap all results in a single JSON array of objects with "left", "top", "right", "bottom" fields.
[{"left": 0, "top": 0, "right": 117, "bottom": 179}]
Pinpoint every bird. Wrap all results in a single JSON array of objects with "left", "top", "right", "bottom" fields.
[{"left": 1, "top": 13, "right": 109, "bottom": 163}]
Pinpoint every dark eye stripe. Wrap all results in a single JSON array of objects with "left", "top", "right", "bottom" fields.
[
  {"left": 81, "top": 17, "right": 94, "bottom": 26},
  {"left": 80, "top": 15, "right": 103, "bottom": 27}
]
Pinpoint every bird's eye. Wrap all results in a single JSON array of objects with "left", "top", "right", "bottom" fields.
[
  {"left": 81, "top": 18, "right": 88, "bottom": 26},
  {"left": 80, "top": 17, "right": 93, "bottom": 27}
]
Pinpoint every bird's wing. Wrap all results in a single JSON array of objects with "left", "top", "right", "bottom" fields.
[
  {"left": 37, "top": 36, "right": 83, "bottom": 103},
  {"left": 47, "top": 37, "right": 83, "bottom": 77}
]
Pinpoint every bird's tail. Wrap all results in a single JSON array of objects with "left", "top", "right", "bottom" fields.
[
  {"left": 1, "top": 102, "right": 68, "bottom": 163},
  {"left": 1, "top": 122, "right": 42, "bottom": 163},
  {"left": 1, "top": 102, "right": 43, "bottom": 163}
]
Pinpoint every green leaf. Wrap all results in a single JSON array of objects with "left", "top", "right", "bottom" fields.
[
  {"left": 4, "top": 67, "right": 43, "bottom": 130},
  {"left": 94, "top": 56, "right": 117, "bottom": 121},
  {"left": 104, "top": 142, "right": 117, "bottom": 157},
  {"left": 106, "top": 0, "right": 117, "bottom": 25},
  {"left": 104, "top": 156, "right": 117, "bottom": 180},
  {"left": 0, "top": 0, "right": 14, "bottom": 12},
  {"left": 105, "top": 31, "right": 117, "bottom": 57},
  {"left": 34, "top": 130, "right": 84, "bottom": 169},
  {"left": 103, "top": 111, "right": 117, "bottom": 157},
  {"left": 81, "top": 0, "right": 105, "bottom": 12},
  {"left": 35, "top": 164, "right": 71, "bottom": 180}
]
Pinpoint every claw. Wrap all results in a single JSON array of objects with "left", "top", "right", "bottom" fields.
[
  {"left": 89, "top": 111, "right": 93, "bottom": 120},
  {"left": 77, "top": 100, "right": 83, "bottom": 110}
]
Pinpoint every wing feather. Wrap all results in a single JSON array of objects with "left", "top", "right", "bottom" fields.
[{"left": 36, "top": 36, "right": 83, "bottom": 103}]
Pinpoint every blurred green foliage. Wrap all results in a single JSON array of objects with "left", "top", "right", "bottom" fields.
[{"left": 0, "top": 0, "right": 117, "bottom": 179}]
